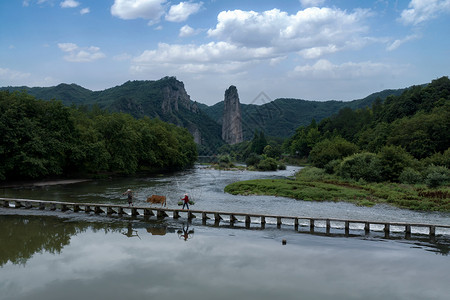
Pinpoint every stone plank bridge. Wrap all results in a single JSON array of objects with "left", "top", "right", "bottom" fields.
[{"left": 1, "top": 197, "right": 449, "bottom": 238}]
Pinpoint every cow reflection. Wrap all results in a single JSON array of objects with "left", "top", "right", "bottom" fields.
[
  {"left": 146, "top": 226, "right": 167, "bottom": 236},
  {"left": 177, "top": 223, "right": 194, "bottom": 241},
  {"left": 122, "top": 223, "right": 141, "bottom": 239}
]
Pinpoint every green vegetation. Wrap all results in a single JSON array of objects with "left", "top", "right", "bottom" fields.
[
  {"left": 201, "top": 88, "right": 407, "bottom": 140},
  {"left": 218, "top": 130, "right": 286, "bottom": 171},
  {"left": 227, "top": 77, "right": 449, "bottom": 211},
  {"left": 2, "top": 77, "right": 224, "bottom": 155},
  {"left": 225, "top": 167, "right": 450, "bottom": 211},
  {"left": 0, "top": 90, "right": 197, "bottom": 181},
  {"left": 283, "top": 76, "right": 450, "bottom": 187}
]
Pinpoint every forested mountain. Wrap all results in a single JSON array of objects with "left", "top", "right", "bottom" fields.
[
  {"left": 1, "top": 77, "right": 411, "bottom": 152},
  {"left": 200, "top": 88, "right": 407, "bottom": 140},
  {"left": 283, "top": 76, "right": 450, "bottom": 185},
  {"left": 2, "top": 77, "right": 223, "bottom": 154}
]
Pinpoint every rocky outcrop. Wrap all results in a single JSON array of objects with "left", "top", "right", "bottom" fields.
[
  {"left": 161, "top": 78, "right": 199, "bottom": 114},
  {"left": 222, "top": 85, "right": 243, "bottom": 144}
]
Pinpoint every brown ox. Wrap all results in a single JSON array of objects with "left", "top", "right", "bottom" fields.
[{"left": 146, "top": 195, "right": 167, "bottom": 207}]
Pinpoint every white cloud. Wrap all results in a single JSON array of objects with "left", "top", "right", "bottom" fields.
[
  {"left": 111, "top": 0, "right": 166, "bottom": 25},
  {"left": 60, "top": 0, "right": 80, "bottom": 8},
  {"left": 292, "top": 59, "right": 391, "bottom": 79},
  {"left": 207, "top": 7, "right": 370, "bottom": 51},
  {"left": 80, "top": 7, "right": 90, "bottom": 15},
  {"left": 300, "top": 0, "right": 326, "bottom": 8},
  {"left": 386, "top": 34, "right": 420, "bottom": 51},
  {"left": 166, "top": 1, "right": 203, "bottom": 22},
  {"left": 131, "top": 41, "right": 274, "bottom": 75},
  {"left": 23, "top": 0, "right": 51, "bottom": 6},
  {"left": 298, "top": 44, "right": 339, "bottom": 59},
  {"left": 400, "top": 0, "right": 450, "bottom": 25},
  {"left": 132, "top": 7, "right": 376, "bottom": 78},
  {"left": 0, "top": 67, "right": 31, "bottom": 81},
  {"left": 179, "top": 25, "right": 200, "bottom": 37},
  {"left": 58, "top": 43, "right": 106, "bottom": 62}
]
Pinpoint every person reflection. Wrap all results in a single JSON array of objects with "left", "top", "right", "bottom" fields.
[
  {"left": 177, "top": 223, "right": 194, "bottom": 241},
  {"left": 122, "top": 222, "right": 140, "bottom": 239}
]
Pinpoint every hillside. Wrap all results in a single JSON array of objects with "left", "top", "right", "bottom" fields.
[
  {"left": 1, "top": 77, "right": 411, "bottom": 152},
  {"left": 201, "top": 88, "right": 407, "bottom": 139},
  {"left": 2, "top": 77, "right": 224, "bottom": 154}
]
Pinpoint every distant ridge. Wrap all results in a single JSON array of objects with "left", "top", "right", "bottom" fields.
[
  {"left": 201, "top": 88, "right": 408, "bottom": 139},
  {"left": 2, "top": 77, "right": 410, "bottom": 149}
]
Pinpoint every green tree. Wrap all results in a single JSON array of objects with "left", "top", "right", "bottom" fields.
[
  {"left": 377, "top": 145, "right": 415, "bottom": 182},
  {"left": 309, "top": 137, "right": 359, "bottom": 168},
  {"left": 338, "top": 152, "right": 382, "bottom": 182}
]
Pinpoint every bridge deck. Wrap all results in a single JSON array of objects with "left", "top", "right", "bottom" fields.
[{"left": 1, "top": 197, "right": 449, "bottom": 237}]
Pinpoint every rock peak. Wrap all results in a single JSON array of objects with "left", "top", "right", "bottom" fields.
[{"left": 222, "top": 85, "right": 243, "bottom": 144}]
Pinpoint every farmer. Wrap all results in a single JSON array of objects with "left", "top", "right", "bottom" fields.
[
  {"left": 181, "top": 193, "right": 189, "bottom": 210},
  {"left": 123, "top": 189, "right": 134, "bottom": 206}
]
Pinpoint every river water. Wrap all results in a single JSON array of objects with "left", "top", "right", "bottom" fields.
[{"left": 1, "top": 165, "right": 450, "bottom": 300}]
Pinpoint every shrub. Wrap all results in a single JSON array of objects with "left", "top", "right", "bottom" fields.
[
  {"left": 378, "top": 145, "right": 415, "bottom": 182},
  {"left": 422, "top": 148, "right": 450, "bottom": 168},
  {"left": 423, "top": 165, "right": 450, "bottom": 188},
  {"left": 337, "top": 152, "right": 382, "bottom": 182},
  {"left": 278, "top": 163, "right": 287, "bottom": 170},
  {"left": 324, "top": 159, "right": 342, "bottom": 174},
  {"left": 257, "top": 157, "right": 278, "bottom": 171},
  {"left": 246, "top": 153, "right": 261, "bottom": 167},
  {"left": 399, "top": 167, "right": 422, "bottom": 184},
  {"left": 217, "top": 154, "right": 234, "bottom": 168}
]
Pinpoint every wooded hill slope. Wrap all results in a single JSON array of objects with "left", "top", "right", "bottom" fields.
[
  {"left": 2, "top": 77, "right": 410, "bottom": 153},
  {"left": 284, "top": 76, "right": 450, "bottom": 184}
]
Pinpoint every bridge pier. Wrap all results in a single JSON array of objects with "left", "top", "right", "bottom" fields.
[
  {"left": 430, "top": 226, "right": 436, "bottom": 237},
  {"left": 245, "top": 215, "right": 251, "bottom": 227},
  {"left": 214, "top": 213, "right": 222, "bottom": 223},
  {"left": 187, "top": 211, "right": 196, "bottom": 220},
  {"left": 107, "top": 207, "right": 117, "bottom": 215},
  {"left": 144, "top": 208, "right": 155, "bottom": 217}
]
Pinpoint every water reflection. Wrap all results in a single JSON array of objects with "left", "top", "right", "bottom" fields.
[
  {"left": 1, "top": 213, "right": 450, "bottom": 300},
  {"left": 121, "top": 222, "right": 141, "bottom": 239},
  {"left": 177, "top": 223, "right": 195, "bottom": 241}
]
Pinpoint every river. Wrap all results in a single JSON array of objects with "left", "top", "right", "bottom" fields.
[{"left": 1, "top": 165, "right": 449, "bottom": 300}]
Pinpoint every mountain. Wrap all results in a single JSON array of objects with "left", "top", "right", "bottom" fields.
[
  {"left": 201, "top": 88, "right": 407, "bottom": 140},
  {"left": 2, "top": 77, "right": 409, "bottom": 152}
]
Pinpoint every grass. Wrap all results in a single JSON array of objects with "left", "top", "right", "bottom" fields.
[{"left": 224, "top": 167, "right": 450, "bottom": 212}]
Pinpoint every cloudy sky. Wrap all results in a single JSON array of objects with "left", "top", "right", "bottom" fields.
[{"left": 1, "top": 0, "right": 449, "bottom": 105}]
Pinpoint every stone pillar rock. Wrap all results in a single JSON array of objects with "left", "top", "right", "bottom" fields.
[{"left": 222, "top": 85, "right": 243, "bottom": 144}]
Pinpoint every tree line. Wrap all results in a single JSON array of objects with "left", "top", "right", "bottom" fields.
[
  {"left": 283, "top": 76, "right": 450, "bottom": 187},
  {"left": 0, "top": 91, "right": 197, "bottom": 181}
]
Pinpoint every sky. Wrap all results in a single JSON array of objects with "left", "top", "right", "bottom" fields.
[{"left": 1, "top": 0, "right": 449, "bottom": 106}]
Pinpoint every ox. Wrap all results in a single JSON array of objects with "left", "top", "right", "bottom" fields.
[{"left": 146, "top": 195, "right": 167, "bottom": 207}]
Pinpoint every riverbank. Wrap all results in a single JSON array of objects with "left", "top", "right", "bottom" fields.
[
  {"left": 224, "top": 167, "right": 450, "bottom": 212},
  {"left": 0, "top": 179, "right": 91, "bottom": 188}
]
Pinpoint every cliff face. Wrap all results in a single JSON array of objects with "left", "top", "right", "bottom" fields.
[
  {"left": 222, "top": 85, "right": 243, "bottom": 144},
  {"left": 161, "top": 78, "right": 200, "bottom": 114}
]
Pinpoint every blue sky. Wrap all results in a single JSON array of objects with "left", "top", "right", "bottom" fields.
[{"left": 1, "top": 0, "right": 449, "bottom": 105}]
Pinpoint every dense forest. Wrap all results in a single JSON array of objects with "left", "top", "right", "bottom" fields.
[
  {"left": 2, "top": 77, "right": 224, "bottom": 155},
  {"left": 283, "top": 76, "right": 450, "bottom": 186},
  {"left": 0, "top": 91, "right": 197, "bottom": 181}
]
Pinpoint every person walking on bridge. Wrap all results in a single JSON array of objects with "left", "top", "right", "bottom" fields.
[
  {"left": 123, "top": 189, "right": 134, "bottom": 206},
  {"left": 181, "top": 193, "right": 189, "bottom": 210}
]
